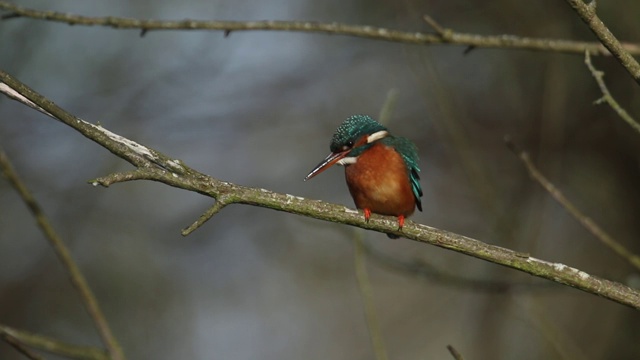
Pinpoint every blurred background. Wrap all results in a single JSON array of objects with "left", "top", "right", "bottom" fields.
[{"left": 1, "top": 0, "right": 640, "bottom": 359}]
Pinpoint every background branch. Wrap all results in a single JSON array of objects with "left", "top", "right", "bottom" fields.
[
  {"left": 1, "top": 1, "right": 640, "bottom": 56},
  {"left": 1, "top": 70, "right": 639, "bottom": 310},
  {"left": 505, "top": 137, "right": 640, "bottom": 271},
  {"left": 0, "top": 149, "right": 124, "bottom": 360},
  {"left": 354, "top": 231, "right": 388, "bottom": 360},
  {"left": 1, "top": 331, "right": 45, "bottom": 360},
  {"left": 362, "top": 242, "right": 559, "bottom": 293},
  {"left": 349, "top": 96, "right": 397, "bottom": 360},
  {"left": 564, "top": 0, "right": 640, "bottom": 84},
  {"left": 0, "top": 325, "right": 109, "bottom": 360}
]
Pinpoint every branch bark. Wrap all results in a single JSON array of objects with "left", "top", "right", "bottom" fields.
[
  {"left": 1, "top": 1, "right": 640, "bottom": 56},
  {"left": 1, "top": 70, "right": 639, "bottom": 310},
  {"left": 564, "top": 0, "right": 640, "bottom": 85}
]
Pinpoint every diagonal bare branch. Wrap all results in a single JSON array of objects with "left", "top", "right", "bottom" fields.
[
  {"left": 505, "top": 137, "right": 640, "bottom": 272},
  {"left": 1, "top": 70, "right": 639, "bottom": 310}
]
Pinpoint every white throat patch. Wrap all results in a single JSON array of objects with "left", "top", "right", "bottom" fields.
[
  {"left": 367, "top": 130, "right": 389, "bottom": 143},
  {"left": 337, "top": 157, "right": 358, "bottom": 166}
]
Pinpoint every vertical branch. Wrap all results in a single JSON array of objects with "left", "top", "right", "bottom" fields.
[
  {"left": 516, "top": 300, "right": 585, "bottom": 360},
  {"left": 0, "top": 150, "right": 125, "bottom": 360},
  {"left": 378, "top": 88, "right": 399, "bottom": 124},
  {"left": 354, "top": 231, "right": 389, "bottom": 360},
  {"left": 350, "top": 90, "right": 403, "bottom": 360}
]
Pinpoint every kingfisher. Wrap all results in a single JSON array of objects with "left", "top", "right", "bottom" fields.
[{"left": 304, "top": 115, "right": 422, "bottom": 238}]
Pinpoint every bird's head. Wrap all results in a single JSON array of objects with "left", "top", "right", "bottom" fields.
[{"left": 304, "top": 115, "right": 388, "bottom": 181}]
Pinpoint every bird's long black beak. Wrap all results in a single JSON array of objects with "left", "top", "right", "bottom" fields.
[{"left": 304, "top": 150, "right": 349, "bottom": 181}]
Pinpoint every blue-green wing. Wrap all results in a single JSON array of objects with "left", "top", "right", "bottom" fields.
[{"left": 383, "top": 137, "right": 423, "bottom": 211}]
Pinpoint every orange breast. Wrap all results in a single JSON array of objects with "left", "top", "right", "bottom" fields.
[{"left": 344, "top": 143, "right": 417, "bottom": 217}]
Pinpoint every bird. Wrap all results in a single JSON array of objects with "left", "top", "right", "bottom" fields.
[{"left": 304, "top": 115, "right": 422, "bottom": 238}]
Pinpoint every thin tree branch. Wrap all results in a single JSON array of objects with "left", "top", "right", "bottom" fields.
[
  {"left": 90, "top": 169, "right": 155, "bottom": 187},
  {"left": 1, "top": 332, "right": 46, "bottom": 360},
  {"left": 0, "top": 1, "right": 639, "bottom": 56},
  {"left": 1, "top": 71, "right": 639, "bottom": 310},
  {"left": 0, "top": 150, "right": 124, "bottom": 360},
  {"left": 518, "top": 300, "right": 586, "bottom": 360},
  {"left": 377, "top": 88, "right": 399, "bottom": 125},
  {"left": 0, "top": 325, "right": 109, "bottom": 360},
  {"left": 505, "top": 137, "right": 640, "bottom": 272},
  {"left": 584, "top": 50, "right": 640, "bottom": 135},
  {"left": 564, "top": 0, "right": 640, "bottom": 85},
  {"left": 181, "top": 199, "right": 229, "bottom": 235}
]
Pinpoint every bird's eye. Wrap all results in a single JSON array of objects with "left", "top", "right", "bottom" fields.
[{"left": 341, "top": 141, "right": 354, "bottom": 151}]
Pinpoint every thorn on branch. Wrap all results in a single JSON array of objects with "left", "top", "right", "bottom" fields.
[
  {"left": 224, "top": 29, "right": 231, "bottom": 38},
  {"left": 447, "top": 345, "right": 465, "bottom": 360},
  {"left": 463, "top": 45, "right": 476, "bottom": 55},
  {"left": 140, "top": 28, "right": 148, "bottom": 37}
]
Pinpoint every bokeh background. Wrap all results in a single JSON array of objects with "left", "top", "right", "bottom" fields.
[{"left": 1, "top": 0, "right": 640, "bottom": 359}]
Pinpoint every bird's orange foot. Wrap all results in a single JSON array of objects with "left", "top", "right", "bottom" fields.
[
  {"left": 363, "top": 208, "right": 371, "bottom": 222},
  {"left": 397, "top": 215, "right": 405, "bottom": 231}
]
